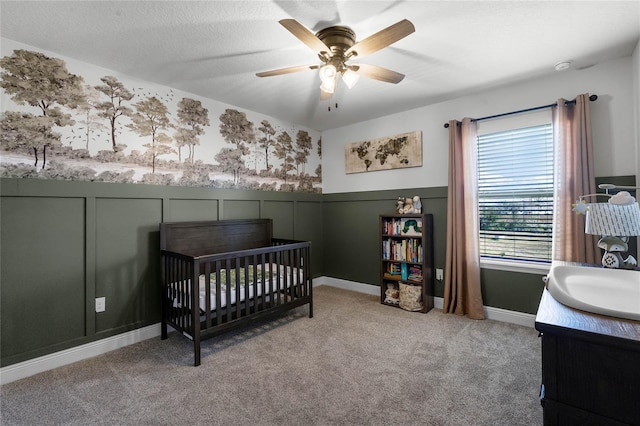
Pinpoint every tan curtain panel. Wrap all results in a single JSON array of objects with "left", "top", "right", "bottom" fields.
[
  {"left": 444, "top": 118, "right": 485, "bottom": 320},
  {"left": 552, "top": 93, "right": 599, "bottom": 263}
]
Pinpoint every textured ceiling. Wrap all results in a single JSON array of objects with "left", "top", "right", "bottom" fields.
[{"left": 1, "top": 1, "right": 639, "bottom": 131}]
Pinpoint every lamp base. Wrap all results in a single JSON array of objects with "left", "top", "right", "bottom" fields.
[{"left": 602, "top": 252, "right": 638, "bottom": 269}]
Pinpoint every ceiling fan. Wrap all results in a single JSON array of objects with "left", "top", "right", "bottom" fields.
[{"left": 256, "top": 18, "right": 415, "bottom": 100}]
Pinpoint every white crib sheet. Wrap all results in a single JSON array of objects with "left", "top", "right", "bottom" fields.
[{"left": 171, "top": 264, "right": 303, "bottom": 312}]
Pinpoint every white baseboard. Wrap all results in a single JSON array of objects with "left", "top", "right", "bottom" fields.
[
  {"left": 0, "top": 324, "right": 161, "bottom": 386},
  {"left": 314, "top": 276, "right": 380, "bottom": 296},
  {"left": 314, "top": 276, "right": 536, "bottom": 328},
  {"left": 2, "top": 280, "right": 534, "bottom": 385}
]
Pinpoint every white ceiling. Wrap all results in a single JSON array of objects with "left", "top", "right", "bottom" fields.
[{"left": 1, "top": 1, "right": 639, "bottom": 131}]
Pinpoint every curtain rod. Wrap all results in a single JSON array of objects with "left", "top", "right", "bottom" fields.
[{"left": 443, "top": 94, "right": 598, "bottom": 128}]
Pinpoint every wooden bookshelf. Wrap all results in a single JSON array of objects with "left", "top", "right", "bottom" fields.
[{"left": 380, "top": 213, "right": 434, "bottom": 313}]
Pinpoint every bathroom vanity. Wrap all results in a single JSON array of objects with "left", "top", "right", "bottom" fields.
[{"left": 535, "top": 289, "right": 640, "bottom": 425}]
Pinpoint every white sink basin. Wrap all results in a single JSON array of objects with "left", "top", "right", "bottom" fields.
[{"left": 546, "top": 264, "right": 640, "bottom": 321}]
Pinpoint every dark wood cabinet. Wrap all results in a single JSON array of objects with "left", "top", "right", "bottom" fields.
[
  {"left": 379, "top": 213, "right": 434, "bottom": 313},
  {"left": 535, "top": 289, "right": 640, "bottom": 425}
]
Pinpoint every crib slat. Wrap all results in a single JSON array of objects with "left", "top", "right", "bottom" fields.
[
  {"left": 242, "top": 256, "right": 248, "bottom": 316},
  {"left": 178, "top": 257, "right": 184, "bottom": 332},
  {"left": 252, "top": 255, "right": 259, "bottom": 312},
  {"left": 274, "top": 252, "right": 282, "bottom": 305},
  {"left": 215, "top": 260, "right": 222, "bottom": 326},
  {"left": 234, "top": 257, "right": 241, "bottom": 319},
  {"left": 192, "top": 260, "right": 201, "bottom": 366},
  {"left": 204, "top": 262, "right": 212, "bottom": 329},
  {"left": 225, "top": 259, "right": 232, "bottom": 323},
  {"left": 261, "top": 254, "right": 268, "bottom": 312}
]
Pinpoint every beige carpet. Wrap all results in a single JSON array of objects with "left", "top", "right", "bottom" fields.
[{"left": 1, "top": 285, "right": 542, "bottom": 425}]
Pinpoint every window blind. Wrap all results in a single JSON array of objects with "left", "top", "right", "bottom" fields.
[{"left": 477, "top": 124, "right": 553, "bottom": 262}]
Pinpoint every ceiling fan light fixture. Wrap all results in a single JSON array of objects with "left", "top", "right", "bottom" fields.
[
  {"left": 319, "top": 78, "right": 336, "bottom": 94},
  {"left": 319, "top": 64, "right": 337, "bottom": 83},
  {"left": 342, "top": 68, "right": 360, "bottom": 89},
  {"left": 256, "top": 19, "right": 415, "bottom": 101}
]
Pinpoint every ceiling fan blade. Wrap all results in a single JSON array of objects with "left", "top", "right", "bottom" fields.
[
  {"left": 279, "top": 19, "right": 331, "bottom": 54},
  {"left": 345, "top": 19, "right": 415, "bottom": 59},
  {"left": 351, "top": 63, "right": 405, "bottom": 84},
  {"left": 256, "top": 64, "right": 318, "bottom": 77}
]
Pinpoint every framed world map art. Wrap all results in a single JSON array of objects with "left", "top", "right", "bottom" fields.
[{"left": 344, "top": 130, "right": 422, "bottom": 174}]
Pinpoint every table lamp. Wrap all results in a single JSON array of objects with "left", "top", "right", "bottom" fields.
[{"left": 578, "top": 187, "right": 640, "bottom": 268}]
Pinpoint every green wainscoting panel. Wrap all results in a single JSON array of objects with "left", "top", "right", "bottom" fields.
[
  {"left": 322, "top": 188, "right": 448, "bottom": 290},
  {"left": 223, "top": 199, "right": 260, "bottom": 219},
  {"left": 168, "top": 199, "right": 218, "bottom": 222},
  {"left": 8, "top": 173, "right": 635, "bottom": 367},
  {"left": 294, "top": 200, "right": 324, "bottom": 276},
  {"left": 95, "top": 198, "right": 162, "bottom": 333},
  {"left": 1, "top": 197, "right": 85, "bottom": 364},
  {"left": 480, "top": 269, "right": 546, "bottom": 314},
  {"left": 0, "top": 178, "right": 322, "bottom": 367},
  {"left": 263, "top": 200, "right": 294, "bottom": 239},
  {"left": 323, "top": 197, "right": 391, "bottom": 285}
]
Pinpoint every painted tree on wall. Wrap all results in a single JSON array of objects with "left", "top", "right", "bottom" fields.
[
  {"left": 294, "top": 129, "right": 312, "bottom": 176},
  {"left": 315, "top": 137, "right": 322, "bottom": 179},
  {"left": 257, "top": 119, "right": 276, "bottom": 172},
  {"left": 127, "top": 96, "right": 174, "bottom": 173},
  {"left": 95, "top": 76, "right": 134, "bottom": 152},
  {"left": 274, "top": 130, "right": 294, "bottom": 184},
  {"left": 1, "top": 47, "right": 321, "bottom": 192},
  {"left": 0, "top": 49, "right": 85, "bottom": 168},
  {"left": 0, "top": 112, "right": 61, "bottom": 168},
  {"left": 73, "top": 84, "right": 107, "bottom": 150},
  {"left": 174, "top": 97, "right": 210, "bottom": 164},
  {"left": 218, "top": 109, "right": 255, "bottom": 182},
  {"left": 219, "top": 109, "right": 255, "bottom": 154},
  {"left": 214, "top": 147, "right": 243, "bottom": 185}
]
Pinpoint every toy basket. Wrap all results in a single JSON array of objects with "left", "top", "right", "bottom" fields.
[{"left": 399, "top": 282, "right": 423, "bottom": 312}]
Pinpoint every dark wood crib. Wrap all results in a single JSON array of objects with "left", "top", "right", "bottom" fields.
[{"left": 160, "top": 219, "right": 313, "bottom": 365}]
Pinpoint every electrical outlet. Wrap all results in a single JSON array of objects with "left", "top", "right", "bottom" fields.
[
  {"left": 436, "top": 268, "right": 444, "bottom": 281},
  {"left": 95, "top": 297, "right": 106, "bottom": 313}
]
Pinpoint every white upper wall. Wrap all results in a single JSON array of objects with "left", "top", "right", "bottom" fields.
[{"left": 322, "top": 56, "right": 637, "bottom": 194}]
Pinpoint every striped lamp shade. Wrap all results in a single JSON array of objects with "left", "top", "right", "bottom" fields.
[{"left": 585, "top": 202, "right": 640, "bottom": 236}]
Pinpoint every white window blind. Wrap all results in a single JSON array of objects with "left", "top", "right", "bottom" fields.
[{"left": 477, "top": 123, "right": 553, "bottom": 263}]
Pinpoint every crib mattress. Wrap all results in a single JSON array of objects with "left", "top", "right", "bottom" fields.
[{"left": 171, "top": 264, "right": 303, "bottom": 312}]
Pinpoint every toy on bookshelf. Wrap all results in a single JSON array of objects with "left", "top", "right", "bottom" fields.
[
  {"left": 384, "top": 283, "right": 400, "bottom": 305},
  {"left": 394, "top": 196, "right": 423, "bottom": 214},
  {"left": 401, "top": 219, "right": 422, "bottom": 235}
]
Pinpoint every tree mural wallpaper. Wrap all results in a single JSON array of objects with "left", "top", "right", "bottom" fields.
[{"left": 0, "top": 41, "right": 322, "bottom": 192}]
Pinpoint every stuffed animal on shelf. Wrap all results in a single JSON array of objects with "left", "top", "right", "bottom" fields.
[
  {"left": 395, "top": 195, "right": 423, "bottom": 214},
  {"left": 598, "top": 236, "right": 638, "bottom": 269},
  {"left": 412, "top": 196, "right": 422, "bottom": 213},
  {"left": 402, "top": 197, "right": 414, "bottom": 214},
  {"left": 384, "top": 283, "right": 400, "bottom": 305}
]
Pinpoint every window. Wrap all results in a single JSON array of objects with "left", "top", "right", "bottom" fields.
[{"left": 476, "top": 113, "right": 553, "bottom": 264}]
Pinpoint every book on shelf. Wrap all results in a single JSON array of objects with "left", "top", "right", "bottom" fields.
[
  {"left": 382, "top": 238, "right": 423, "bottom": 262},
  {"left": 382, "top": 217, "right": 423, "bottom": 236},
  {"left": 386, "top": 262, "right": 402, "bottom": 275},
  {"left": 408, "top": 265, "right": 423, "bottom": 281}
]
